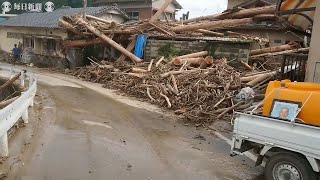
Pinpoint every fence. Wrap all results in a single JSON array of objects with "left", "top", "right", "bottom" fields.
[
  {"left": 280, "top": 53, "right": 308, "bottom": 82},
  {"left": 0, "top": 67, "right": 37, "bottom": 157}
]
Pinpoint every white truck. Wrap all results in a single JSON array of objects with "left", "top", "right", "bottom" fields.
[{"left": 230, "top": 112, "right": 320, "bottom": 180}]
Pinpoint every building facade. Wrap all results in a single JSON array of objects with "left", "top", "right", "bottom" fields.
[
  {"left": 0, "top": 6, "right": 128, "bottom": 68},
  {"left": 92, "top": 0, "right": 182, "bottom": 20}
]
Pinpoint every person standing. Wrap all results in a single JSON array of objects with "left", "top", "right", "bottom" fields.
[{"left": 12, "top": 44, "right": 20, "bottom": 64}]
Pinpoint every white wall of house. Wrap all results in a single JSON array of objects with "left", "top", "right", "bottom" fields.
[
  {"left": 99, "top": 10, "right": 128, "bottom": 23},
  {"left": 152, "top": 0, "right": 177, "bottom": 12},
  {"left": 0, "top": 27, "right": 67, "bottom": 57}
]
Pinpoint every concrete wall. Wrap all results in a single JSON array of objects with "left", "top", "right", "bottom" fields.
[
  {"left": 306, "top": 1, "right": 320, "bottom": 82},
  {"left": 144, "top": 39, "right": 251, "bottom": 65}
]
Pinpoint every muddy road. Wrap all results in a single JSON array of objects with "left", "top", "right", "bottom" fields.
[{"left": 0, "top": 64, "right": 263, "bottom": 180}]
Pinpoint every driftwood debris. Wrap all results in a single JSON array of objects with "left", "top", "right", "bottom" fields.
[
  {"left": 0, "top": 73, "right": 21, "bottom": 92},
  {"left": 75, "top": 17, "right": 142, "bottom": 63}
]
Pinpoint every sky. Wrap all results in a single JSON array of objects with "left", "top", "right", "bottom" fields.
[{"left": 176, "top": 0, "right": 228, "bottom": 19}]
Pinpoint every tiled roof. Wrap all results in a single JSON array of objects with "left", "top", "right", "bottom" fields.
[{"left": 0, "top": 6, "right": 129, "bottom": 29}]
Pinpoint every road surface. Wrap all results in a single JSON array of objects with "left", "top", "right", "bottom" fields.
[{"left": 0, "top": 64, "right": 263, "bottom": 180}]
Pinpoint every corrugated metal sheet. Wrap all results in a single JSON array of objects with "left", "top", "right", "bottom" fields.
[{"left": 280, "top": 0, "right": 316, "bottom": 30}]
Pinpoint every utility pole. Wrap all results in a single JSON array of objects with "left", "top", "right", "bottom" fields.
[{"left": 83, "top": 0, "right": 87, "bottom": 18}]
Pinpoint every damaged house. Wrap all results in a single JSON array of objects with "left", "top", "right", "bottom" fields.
[
  {"left": 92, "top": 0, "right": 182, "bottom": 20},
  {"left": 0, "top": 6, "right": 129, "bottom": 67},
  {"left": 226, "top": 0, "right": 307, "bottom": 49}
]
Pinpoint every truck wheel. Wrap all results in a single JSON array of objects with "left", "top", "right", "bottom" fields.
[{"left": 265, "top": 152, "right": 317, "bottom": 180}]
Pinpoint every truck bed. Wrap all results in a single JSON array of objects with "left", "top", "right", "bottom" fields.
[{"left": 232, "top": 113, "right": 320, "bottom": 160}]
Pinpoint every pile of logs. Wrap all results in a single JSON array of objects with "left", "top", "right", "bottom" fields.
[{"left": 71, "top": 52, "right": 275, "bottom": 124}]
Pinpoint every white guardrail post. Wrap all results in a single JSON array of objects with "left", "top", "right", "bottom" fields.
[{"left": 0, "top": 67, "right": 37, "bottom": 157}]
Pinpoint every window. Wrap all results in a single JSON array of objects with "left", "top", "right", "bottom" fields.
[
  {"left": 47, "top": 39, "right": 56, "bottom": 52},
  {"left": 127, "top": 11, "right": 139, "bottom": 20},
  {"left": 274, "top": 39, "right": 282, "bottom": 44},
  {"left": 24, "top": 37, "right": 35, "bottom": 48}
]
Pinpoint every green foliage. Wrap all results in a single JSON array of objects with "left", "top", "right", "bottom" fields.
[{"left": 158, "top": 44, "right": 180, "bottom": 58}]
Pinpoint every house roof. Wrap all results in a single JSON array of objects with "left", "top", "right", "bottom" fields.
[
  {"left": 0, "top": 6, "right": 129, "bottom": 29},
  {"left": 230, "top": 0, "right": 276, "bottom": 9},
  {"left": 93, "top": 0, "right": 182, "bottom": 9}
]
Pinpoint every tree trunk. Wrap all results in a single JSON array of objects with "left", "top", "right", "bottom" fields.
[
  {"left": 251, "top": 48, "right": 309, "bottom": 58},
  {"left": 117, "top": 40, "right": 136, "bottom": 62},
  {"left": 75, "top": 17, "right": 142, "bottom": 63},
  {"left": 183, "top": 5, "right": 275, "bottom": 23},
  {"left": 0, "top": 73, "right": 21, "bottom": 92},
  {"left": 172, "top": 18, "right": 252, "bottom": 32},
  {"left": 250, "top": 42, "right": 300, "bottom": 56},
  {"left": 58, "top": 19, "right": 86, "bottom": 36},
  {"left": 196, "top": 29, "right": 224, "bottom": 37},
  {"left": 176, "top": 51, "right": 208, "bottom": 59}
]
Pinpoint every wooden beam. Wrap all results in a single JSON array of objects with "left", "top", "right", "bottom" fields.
[
  {"left": 172, "top": 18, "right": 252, "bottom": 32},
  {"left": 196, "top": 29, "right": 224, "bottom": 37},
  {"left": 76, "top": 17, "right": 142, "bottom": 63},
  {"left": 117, "top": 40, "right": 136, "bottom": 62},
  {"left": 148, "top": 22, "right": 174, "bottom": 36},
  {"left": 251, "top": 48, "right": 309, "bottom": 59},
  {"left": 183, "top": 5, "right": 276, "bottom": 23},
  {"left": 150, "top": 0, "right": 174, "bottom": 22}
]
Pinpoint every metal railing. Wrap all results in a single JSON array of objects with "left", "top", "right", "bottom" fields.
[{"left": 0, "top": 67, "right": 37, "bottom": 157}]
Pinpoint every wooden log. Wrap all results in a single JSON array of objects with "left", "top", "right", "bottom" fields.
[
  {"left": 196, "top": 29, "right": 224, "bottom": 37},
  {"left": 148, "top": 22, "right": 174, "bottom": 36},
  {"left": 240, "top": 74, "right": 262, "bottom": 82},
  {"left": 240, "top": 60, "right": 253, "bottom": 71},
  {"left": 200, "top": 56, "right": 214, "bottom": 69},
  {"left": 156, "top": 56, "right": 165, "bottom": 67},
  {"left": 247, "top": 71, "right": 277, "bottom": 86},
  {"left": 124, "top": 73, "right": 146, "bottom": 78},
  {"left": 216, "top": 101, "right": 244, "bottom": 119},
  {"left": 160, "top": 92, "right": 172, "bottom": 108},
  {"left": 170, "top": 75, "right": 178, "bottom": 93},
  {"left": 150, "top": 0, "right": 174, "bottom": 22},
  {"left": 147, "top": 87, "right": 156, "bottom": 101},
  {"left": 250, "top": 42, "right": 300, "bottom": 56},
  {"left": 183, "top": 5, "right": 275, "bottom": 23},
  {"left": 160, "top": 84, "right": 169, "bottom": 95},
  {"left": 0, "top": 73, "right": 21, "bottom": 92},
  {"left": 219, "top": 5, "right": 276, "bottom": 19},
  {"left": 148, "top": 59, "right": 154, "bottom": 72},
  {"left": 172, "top": 18, "right": 252, "bottom": 32},
  {"left": 176, "top": 51, "right": 208, "bottom": 59},
  {"left": 58, "top": 19, "right": 86, "bottom": 36},
  {"left": 117, "top": 40, "right": 136, "bottom": 62},
  {"left": 251, "top": 48, "right": 309, "bottom": 58},
  {"left": 173, "top": 57, "right": 204, "bottom": 66},
  {"left": 75, "top": 17, "right": 142, "bottom": 63},
  {"left": 0, "top": 96, "right": 19, "bottom": 109},
  {"left": 166, "top": 83, "right": 177, "bottom": 95},
  {"left": 63, "top": 38, "right": 103, "bottom": 47},
  {"left": 132, "top": 67, "right": 148, "bottom": 73}
]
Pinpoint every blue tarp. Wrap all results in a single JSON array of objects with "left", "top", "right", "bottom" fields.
[{"left": 134, "top": 34, "right": 148, "bottom": 59}]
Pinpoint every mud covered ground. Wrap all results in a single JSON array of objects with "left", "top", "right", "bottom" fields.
[{"left": 0, "top": 63, "right": 264, "bottom": 180}]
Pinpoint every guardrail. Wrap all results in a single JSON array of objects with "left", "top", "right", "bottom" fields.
[{"left": 0, "top": 67, "right": 37, "bottom": 157}]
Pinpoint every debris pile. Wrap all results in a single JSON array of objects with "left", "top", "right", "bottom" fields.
[{"left": 58, "top": 0, "right": 312, "bottom": 124}]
